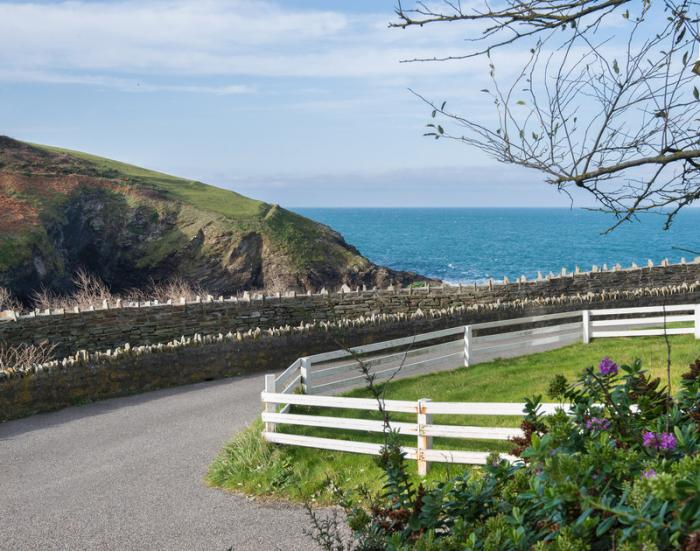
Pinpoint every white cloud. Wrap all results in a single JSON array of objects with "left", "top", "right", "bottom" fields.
[
  {"left": 0, "top": 69, "right": 253, "bottom": 94},
  {"left": 0, "top": 0, "right": 503, "bottom": 84}
]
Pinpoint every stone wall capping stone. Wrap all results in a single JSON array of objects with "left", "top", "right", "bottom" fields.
[
  {"left": 0, "top": 310, "right": 17, "bottom": 321},
  {"left": 2, "top": 260, "right": 699, "bottom": 356},
  {"left": 4, "top": 276, "right": 699, "bottom": 385}
]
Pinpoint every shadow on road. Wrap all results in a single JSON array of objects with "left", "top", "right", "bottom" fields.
[{"left": 0, "top": 374, "right": 261, "bottom": 441}]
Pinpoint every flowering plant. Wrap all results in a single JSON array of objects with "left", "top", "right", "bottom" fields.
[
  {"left": 598, "top": 356, "right": 619, "bottom": 376},
  {"left": 330, "top": 358, "right": 700, "bottom": 550}
]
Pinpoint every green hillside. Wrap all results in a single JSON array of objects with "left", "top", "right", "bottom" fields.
[
  {"left": 0, "top": 137, "right": 426, "bottom": 300},
  {"left": 31, "top": 143, "right": 268, "bottom": 220}
]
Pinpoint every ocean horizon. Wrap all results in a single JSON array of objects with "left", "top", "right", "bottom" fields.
[{"left": 293, "top": 207, "right": 700, "bottom": 284}]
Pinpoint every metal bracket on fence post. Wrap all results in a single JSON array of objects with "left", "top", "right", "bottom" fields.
[
  {"left": 300, "top": 357, "right": 312, "bottom": 394},
  {"left": 264, "top": 374, "right": 277, "bottom": 433},
  {"left": 417, "top": 398, "right": 432, "bottom": 477},
  {"left": 582, "top": 310, "right": 591, "bottom": 344},
  {"left": 463, "top": 325, "right": 473, "bottom": 367},
  {"left": 695, "top": 306, "right": 700, "bottom": 340}
]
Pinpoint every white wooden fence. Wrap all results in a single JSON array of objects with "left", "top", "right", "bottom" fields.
[
  {"left": 585, "top": 304, "right": 700, "bottom": 341},
  {"left": 261, "top": 304, "right": 700, "bottom": 474}
]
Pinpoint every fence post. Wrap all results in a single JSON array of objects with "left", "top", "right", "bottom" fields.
[
  {"left": 264, "top": 374, "right": 277, "bottom": 433},
  {"left": 695, "top": 306, "right": 700, "bottom": 340},
  {"left": 416, "top": 398, "right": 433, "bottom": 476},
  {"left": 582, "top": 310, "right": 591, "bottom": 344},
  {"left": 300, "top": 357, "right": 313, "bottom": 394},
  {"left": 463, "top": 325, "right": 473, "bottom": 367}
]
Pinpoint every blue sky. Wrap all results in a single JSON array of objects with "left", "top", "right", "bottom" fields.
[{"left": 0, "top": 0, "right": 594, "bottom": 207}]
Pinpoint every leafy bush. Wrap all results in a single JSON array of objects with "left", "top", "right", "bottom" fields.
[{"left": 321, "top": 358, "right": 700, "bottom": 550}]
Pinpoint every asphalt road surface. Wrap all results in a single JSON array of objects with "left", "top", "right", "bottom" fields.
[{"left": 0, "top": 374, "right": 324, "bottom": 551}]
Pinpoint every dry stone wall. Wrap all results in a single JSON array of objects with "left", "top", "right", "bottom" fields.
[
  {"left": 2, "top": 260, "right": 700, "bottom": 358},
  {"left": 3, "top": 281, "right": 700, "bottom": 421},
  {"left": 3, "top": 259, "right": 700, "bottom": 421},
  {"left": 0, "top": 314, "right": 460, "bottom": 421}
]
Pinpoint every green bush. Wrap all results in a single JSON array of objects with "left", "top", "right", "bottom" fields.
[{"left": 325, "top": 358, "right": 700, "bottom": 550}]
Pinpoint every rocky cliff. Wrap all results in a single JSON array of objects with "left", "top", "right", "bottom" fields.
[{"left": 0, "top": 137, "right": 430, "bottom": 300}]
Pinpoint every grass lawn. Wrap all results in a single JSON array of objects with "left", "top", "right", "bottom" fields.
[{"left": 207, "top": 334, "right": 700, "bottom": 504}]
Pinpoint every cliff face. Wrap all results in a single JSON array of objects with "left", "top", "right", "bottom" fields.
[{"left": 0, "top": 137, "right": 430, "bottom": 300}]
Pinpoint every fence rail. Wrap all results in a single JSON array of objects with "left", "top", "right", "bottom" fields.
[
  {"left": 259, "top": 392, "right": 559, "bottom": 474},
  {"left": 261, "top": 303, "right": 700, "bottom": 475}
]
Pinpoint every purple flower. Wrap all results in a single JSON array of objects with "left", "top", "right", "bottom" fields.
[
  {"left": 599, "top": 357, "right": 618, "bottom": 376},
  {"left": 585, "top": 417, "right": 611, "bottom": 431},
  {"left": 642, "top": 431, "right": 677, "bottom": 451},
  {"left": 642, "top": 468, "right": 657, "bottom": 479},
  {"left": 660, "top": 433, "right": 677, "bottom": 450}
]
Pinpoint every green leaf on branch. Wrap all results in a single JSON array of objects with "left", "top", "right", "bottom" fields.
[{"left": 596, "top": 516, "right": 615, "bottom": 536}]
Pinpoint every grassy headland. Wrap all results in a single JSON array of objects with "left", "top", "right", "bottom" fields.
[{"left": 0, "top": 136, "right": 425, "bottom": 299}]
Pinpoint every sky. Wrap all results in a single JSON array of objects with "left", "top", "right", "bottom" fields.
[{"left": 0, "top": 0, "right": 606, "bottom": 207}]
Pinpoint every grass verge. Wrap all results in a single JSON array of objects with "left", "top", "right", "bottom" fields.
[{"left": 207, "top": 334, "right": 700, "bottom": 504}]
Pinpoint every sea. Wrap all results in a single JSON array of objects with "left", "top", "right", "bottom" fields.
[{"left": 293, "top": 208, "right": 700, "bottom": 284}]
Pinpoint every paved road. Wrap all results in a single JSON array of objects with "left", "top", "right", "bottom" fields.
[{"left": 0, "top": 374, "right": 323, "bottom": 551}]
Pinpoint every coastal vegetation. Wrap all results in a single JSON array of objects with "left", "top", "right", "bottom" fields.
[
  {"left": 1, "top": 270, "right": 206, "bottom": 314},
  {"left": 320, "top": 356, "right": 700, "bottom": 550}
]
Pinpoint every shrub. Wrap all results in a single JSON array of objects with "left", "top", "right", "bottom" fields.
[
  {"left": 31, "top": 269, "right": 114, "bottom": 311},
  {"left": 0, "top": 286, "right": 20, "bottom": 311},
  {"left": 128, "top": 277, "right": 205, "bottom": 304},
  {"left": 321, "top": 358, "right": 700, "bottom": 550},
  {"left": 27, "top": 271, "right": 208, "bottom": 312},
  {"left": 0, "top": 341, "right": 56, "bottom": 376}
]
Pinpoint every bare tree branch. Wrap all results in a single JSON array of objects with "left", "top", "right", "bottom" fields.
[{"left": 395, "top": 0, "right": 700, "bottom": 229}]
